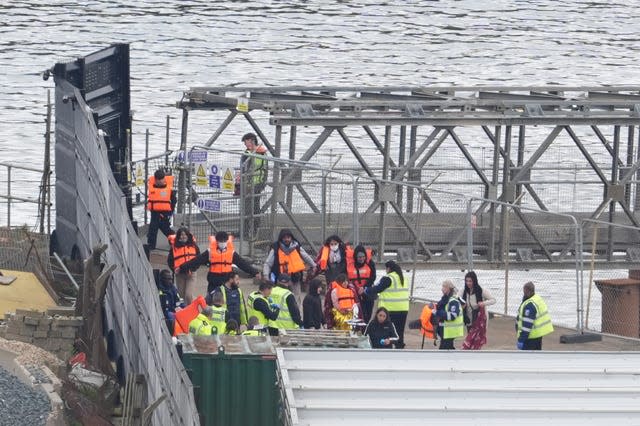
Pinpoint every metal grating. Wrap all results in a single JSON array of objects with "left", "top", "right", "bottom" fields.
[{"left": 276, "top": 348, "right": 640, "bottom": 425}]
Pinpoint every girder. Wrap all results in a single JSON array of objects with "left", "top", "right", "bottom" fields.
[{"left": 177, "top": 85, "right": 640, "bottom": 265}]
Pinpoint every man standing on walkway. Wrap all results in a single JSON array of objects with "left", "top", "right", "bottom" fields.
[
  {"left": 146, "top": 169, "right": 176, "bottom": 250},
  {"left": 179, "top": 231, "right": 261, "bottom": 293},
  {"left": 238, "top": 132, "right": 268, "bottom": 237},
  {"left": 516, "top": 281, "right": 554, "bottom": 350},
  {"left": 263, "top": 228, "right": 316, "bottom": 303}
]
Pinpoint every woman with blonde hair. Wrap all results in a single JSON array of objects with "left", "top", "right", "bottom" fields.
[{"left": 432, "top": 280, "right": 464, "bottom": 350}]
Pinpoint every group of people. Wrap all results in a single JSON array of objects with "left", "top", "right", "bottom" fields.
[
  {"left": 157, "top": 221, "right": 554, "bottom": 350},
  {"left": 147, "top": 132, "right": 554, "bottom": 349}
]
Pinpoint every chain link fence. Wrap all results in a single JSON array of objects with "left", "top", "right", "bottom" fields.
[
  {"left": 582, "top": 219, "right": 640, "bottom": 338},
  {"left": 125, "top": 144, "right": 640, "bottom": 340}
]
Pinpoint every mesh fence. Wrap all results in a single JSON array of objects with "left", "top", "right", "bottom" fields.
[
  {"left": 582, "top": 219, "right": 640, "bottom": 338},
  {"left": 174, "top": 146, "right": 358, "bottom": 261},
  {"left": 0, "top": 226, "right": 52, "bottom": 277},
  {"left": 61, "top": 85, "right": 199, "bottom": 426}
]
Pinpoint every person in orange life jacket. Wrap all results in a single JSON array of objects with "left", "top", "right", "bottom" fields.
[
  {"left": 328, "top": 273, "right": 360, "bottom": 330},
  {"left": 315, "top": 235, "right": 347, "bottom": 284},
  {"left": 179, "top": 231, "right": 261, "bottom": 294},
  {"left": 348, "top": 245, "right": 377, "bottom": 323},
  {"left": 363, "top": 260, "right": 409, "bottom": 349},
  {"left": 323, "top": 273, "right": 360, "bottom": 329},
  {"left": 167, "top": 227, "right": 200, "bottom": 304},
  {"left": 432, "top": 280, "right": 463, "bottom": 350},
  {"left": 249, "top": 281, "right": 281, "bottom": 336},
  {"left": 364, "top": 307, "right": 399, "bottom": 349},
  {"left": 146, "top": 169, "right": 176, "bottom": 250},
  {"left": 238, "top": 132, "right": 269, "bottom": 237},
  {"left": 207, "top": 271, "right": 248, "bottom": 327},
  {"left": 157, "top": 269, "right": 179, "bottom": 334},
  {"left": 303, "top": 278, "right": 325, "bottom": 330},
  {"left": 263, "top": 228, "right": 316, "bottom": 304}
]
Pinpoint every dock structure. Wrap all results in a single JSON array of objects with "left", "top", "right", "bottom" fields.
[{"left": 176, "top": 86, "right": 640, "bottom": 267}]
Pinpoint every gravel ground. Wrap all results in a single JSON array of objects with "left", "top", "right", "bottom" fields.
[
  {"left": 0, "top": 365, "right": 50, "bottom": 425},
  {"left": 0, "top": 337, "right": 64, "bottom": 369}
]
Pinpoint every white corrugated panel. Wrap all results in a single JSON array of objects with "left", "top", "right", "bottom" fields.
[{"left": 276, "top": 349, "right": 640, "bottom": 426}]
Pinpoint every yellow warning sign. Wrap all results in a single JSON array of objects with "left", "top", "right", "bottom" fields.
[
  {"left": 222, "top": 167, "right": 235, "bottom": 191},
  {"left": 236, "top": 97, "right": 249, "bottom": 113},
  {"left": 135, "top": 162, "right": 144, "bottom": 187},
  {"left": 195, "top": 163, "right": 208, "bottom": 187}
]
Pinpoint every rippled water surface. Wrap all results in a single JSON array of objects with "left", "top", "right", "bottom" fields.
[{"left": 1, "top": 0, "right": 640, "bottom": 223}]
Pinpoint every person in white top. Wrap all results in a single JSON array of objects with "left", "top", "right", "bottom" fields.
[{"left": 459, "top": 271, "right": 496, "bottom": 331}]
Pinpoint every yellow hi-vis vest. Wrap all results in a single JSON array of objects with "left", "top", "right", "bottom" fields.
[
  {"left": 518, "top": 294, "right": 554, "bottom": 339},
  {"left": 208, "top": 305, "right": 227, "bottom": 335},
  {"left": 247, "top": 291, "right": 270, "bottom": 327},
  {"left": 442, "top": 299, "right": 464, "bottom": 339},
  {"left": 377, "top": 272, "right": 409, "bottom": 312},
  {"left": 270, "top": 286, "right": 299, "bottom": 330},
  {"left": 188, "top": 313, "right": 218, "bottom": 336}
]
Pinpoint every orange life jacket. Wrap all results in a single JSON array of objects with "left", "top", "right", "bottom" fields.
[
  {"left": 277, "top": 247, "right": 306, "bottom": 274},
  {"left": 147, "top": 175, "right": 174, "bottom": 212},
  {"left": 173, "top": 295, "right": 207, "bottom": 336},
  {"left": 419, "top": 304, "right": 435, "bottom": 339},
  {"left": 335, "top": 285, "right": 356, "bottom": 310},
  {"left": 345, "top": 246, "right": 373, "bottom": 288},
  {"left": 209, "top": 236, "right": 234, "bottom": 273},
  {"left": 168, "top": 234, "right": 198, "bottom": 269}
]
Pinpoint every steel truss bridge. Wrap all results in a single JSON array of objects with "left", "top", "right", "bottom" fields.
[{"left": 177, "top": 86, "right": 640, "bottom": 268}]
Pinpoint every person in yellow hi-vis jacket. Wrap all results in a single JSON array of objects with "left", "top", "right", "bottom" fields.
[
  {"left": 516, "top": 281, "right": 554, "bottom": 350},
  {"left": 363, "top": 261, "right": 409, "bottom": 349},
  {"left": 432, "top": 280, "right": 464, "bottom": 350}
]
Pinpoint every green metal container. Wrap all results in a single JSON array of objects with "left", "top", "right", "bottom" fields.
[{"left": 182, "top": 349, "right": 281, "bottom": 426}]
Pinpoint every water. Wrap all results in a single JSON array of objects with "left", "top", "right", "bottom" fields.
[{"left": 1, "top": 1, "right": 638, "bottom": 329}]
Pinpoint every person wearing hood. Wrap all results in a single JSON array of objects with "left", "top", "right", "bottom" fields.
[
  {"left": 167, "top": 227, "right": 200, "bottom": 304},
  {"left": 179, "top": 230, "right": 261, "bottom": 293},
  {"left": 263, "top": 228, "right": 316, "bottom": 303},
  {"left": 238, "top": 132, "right": 269, "bottom": 237},
  {"left": 316, "top": 235, "right": 347, "bottom": 284},
  {"left": 346, "top": 244, "right": 376, "bottom": 323},
  {"left": 157, "top": 269, "right": 179, "bottom": 334},
  {"left": 207, "top": 271, "right": 248, "bottom": 327},
  {"left": 303, "top": 278, "right": 325, "bottom": 330}
]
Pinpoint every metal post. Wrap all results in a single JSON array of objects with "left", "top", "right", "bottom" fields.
[
  {"left": 165, "top": 115, "right": 170, "bottom": 166},
  {"left": 352, "top": 175, "right": 359, "bottom": 245},
  {"left": 41, "top": 89, "right": 52, "bottom": 234},
  {"left": 144, "top": 129, "right": 149, "bottom": 226},
  {"left": 466, "top": 200, "right": 474, "bottom": 271},
  {"left": 575, "top": 220, "right": 585, "bottom": 333},
  {"left": 608, "top": 126, "right": 620, "bottom": 261},
  {"left": 269, "top": 126, "right": 282, "bottom": 240},
  {"left": 488, "top": 126, "right": 501, "bottom": 261},
  {"left": 321, "top": 172, "right": 327, "bottom": 243},
  {"left": 177, "top": 109, "right": 189, "bottom": 214},
  {"left": 378, "top": 126, "right": 391, "bottom": 262},
  {"left": 7, "top": 165, "right": 11, "bottom": 227},
  {"left": 286, "top": 126, "right": 296, "bottom": 209}
]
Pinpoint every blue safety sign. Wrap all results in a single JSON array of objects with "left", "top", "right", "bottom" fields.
[
  {"left": 209, "top": 175, "right": 221, "bottom": 188},
  {"left": 196, "top": 198, "right": 221, "bottom": 212}
]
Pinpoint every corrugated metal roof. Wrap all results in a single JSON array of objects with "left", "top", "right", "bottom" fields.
[{"left": 276, "top": 349, "right": 640, "bottom": 425}]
